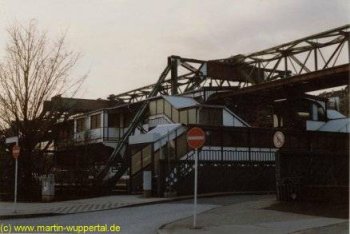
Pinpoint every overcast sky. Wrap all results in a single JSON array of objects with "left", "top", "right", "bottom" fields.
[{"left": 0, "top": 0, "right": 349, "bottom": 99}]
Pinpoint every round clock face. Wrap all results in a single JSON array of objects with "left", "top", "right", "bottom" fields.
[{"left": 273, "top": 131, "right": 285, "bottom": 148}]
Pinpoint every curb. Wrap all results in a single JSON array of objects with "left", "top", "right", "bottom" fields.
[
  {"left": 0, "top": 213, "right": 60, "bottom": 220},
  {"left": 0, "top": 191, "right": 274, "bottom": 220}
]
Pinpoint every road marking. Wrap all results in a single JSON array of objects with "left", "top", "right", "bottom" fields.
[{"left": 187, "top": 136, "right": 205, "bottom": 140}]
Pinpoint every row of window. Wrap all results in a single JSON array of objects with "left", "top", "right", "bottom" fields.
[
  {"left": 75, "top": 100, "right": 225, "bottom": 132},
  {"left": 149, "top": 99, "right": 223, "bottom": 125},
  {"left": 76, "top": 114, "right": 101, "bottom": 132},
  {"left": 75, "top": 112, "right": 133, "bottom": 132}
]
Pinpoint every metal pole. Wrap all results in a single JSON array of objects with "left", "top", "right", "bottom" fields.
[
  {"left": 193, "top": 148, "right": 198, "bottom": 228},
  {"left": 347, "top": 32, "right": 350, "bottom": 63},
  {"left": 314, "top": 48, "right": 318, "bottom": 71},
  {"left": 284, "top": 55, "right": 288, "bottom": 78},
  {"left": 14, "top": 158, "right": 18, "bottom": 213}
]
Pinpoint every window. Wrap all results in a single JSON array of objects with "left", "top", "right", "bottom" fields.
[
  {"left": 172, "top": 108, "right": 179, "bottom": 122},
  {"left": 180, "top": 110, "right": 188, "bottom": 124},
  {"left": 156, "top": 99, "right": 164, "bottom": 114},
  {"left": 188, "top": 108, "right": 197, "bottom": 124},
  {"left": 150, "top": 101, "right": 157, "bottom": 115},
  {"left": 164, "top": 101, "right": 171, "bottom": 118},
  {"left": 199, "top": 108, "right": 222, "bottom": 126},
  {"left": 76, "top": 118, "right": 85, "bottom": 132},
  {"left": 90, "top": 114, "right": 101, "bottom": 129},
  {"left": 124, "top": 114, "right": 132, "bottom": 127},
  {"left": 108, "top": 113, "right": 120, "bottom": 127}
]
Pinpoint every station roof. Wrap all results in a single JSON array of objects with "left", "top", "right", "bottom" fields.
[{"left": 163, "top": 96, "right": 198, "bottom": 109}]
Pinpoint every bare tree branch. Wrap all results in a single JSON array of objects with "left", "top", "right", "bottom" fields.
[{"left": 0, "top": 21, "right": 85, "bottom": 153}]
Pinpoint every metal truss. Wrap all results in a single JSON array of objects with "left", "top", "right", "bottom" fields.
[
  {"left": 216, "top": 24, "right": 350, "bottom": 84},
  {"left": 113, "top": 25, "right": 350, "bottom": 103},
  {"left": 113, "top": 56, "right": 206, "bottom": 103},
  {"left": 96, "top": 25, "right": 350, "bottom": 189},
  {"left": 113, "top": 56, "right": 245, "bottom": 103}
]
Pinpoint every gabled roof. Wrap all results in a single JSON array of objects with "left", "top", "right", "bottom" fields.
[
  {"left": 163, "top": 96, "right": 198, "bottom": 109},
  {"left": 43, "top": 96, "right": 115, "bottom": 114}
]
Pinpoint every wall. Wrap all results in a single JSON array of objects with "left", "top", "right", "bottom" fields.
[{"left": 276, "top": 131, "right": 349, "bottom": 203}]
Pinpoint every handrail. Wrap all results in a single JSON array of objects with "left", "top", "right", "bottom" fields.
[
  {"left": 181, "top": 148, "right": 276, "bottom": 162},
  {"left": 130, "top": 125, "right": 185, "bottom": 176},
  {"left": 164, "top": 148, "right": 277, "bottom": 191},
  {"left": 95, "top": 64, "right": 171, "bottom": 183}
]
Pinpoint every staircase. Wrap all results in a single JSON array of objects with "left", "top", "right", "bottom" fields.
[
  {"left": 95, "top": 65, "right": 171, "bottom": 189},
  {"left": 112, "top": 175, "right": 129, "bottom": 194},
  {"left": 129, "top": 124, "right": 186, "bottom": 176}
]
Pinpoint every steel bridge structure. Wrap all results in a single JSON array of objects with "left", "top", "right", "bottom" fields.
[
  {"left": 93, "top": 25, "right": 350, "bottom": 190},
  {"left": 113, "top": 24, "right": 350, "bottom": 104}
]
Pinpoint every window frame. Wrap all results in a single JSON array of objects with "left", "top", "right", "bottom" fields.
[
  {"left": 90, "top": 113, "right": 101, "bottom": 129},
  {"left": 76, "top": 118, "right": 85, "bottom": 132}
]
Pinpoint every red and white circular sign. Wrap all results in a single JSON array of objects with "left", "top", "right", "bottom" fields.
[
  {"left": 12, "top": 145, "right": 20, "bottom": 159},
  {"left": 187, "top": 127, "right": 206, "bottom": 149}
]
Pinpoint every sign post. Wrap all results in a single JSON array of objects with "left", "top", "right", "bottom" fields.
[
  {"left": 187, "top": 127, "right": 206, "bottom": 229},
  {"left": 12, "top": 144, "right": 20, "bottom": 213},
  {"left": 273, "top": 131, "right": 285, "bottom": 200}
]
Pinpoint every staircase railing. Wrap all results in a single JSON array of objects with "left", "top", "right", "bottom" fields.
[
  {"left": 164, "top": 148, "right": 276, "bottom": 192},
  {"left": 95, "top": 65, "right": 171, "bottom": 186},
  {"left": 130, "top": 124, "right": 185, "bottom": 177}
]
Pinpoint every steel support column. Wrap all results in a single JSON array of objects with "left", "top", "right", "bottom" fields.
[
  {"left": 169, "top": 56, "right": 180, "bottom": 95},
  {"left": 347, "top": 32, "right": 350, "bottom": 63},
  {"left": 314, "top": 48, "right": 318, "bottom": 71}
]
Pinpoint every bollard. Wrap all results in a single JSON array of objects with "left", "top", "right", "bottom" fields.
[{"left": 42, "top": 174, "right": 55, "bottom": 202}]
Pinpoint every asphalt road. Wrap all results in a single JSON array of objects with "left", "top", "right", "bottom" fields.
[{"left": 3, "top": 195, "right": 268, "bottom": 234}]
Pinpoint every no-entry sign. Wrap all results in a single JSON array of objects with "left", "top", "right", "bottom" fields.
[
  {"left": 187, "top": 127, "right": 206, "bottom": 149},
  {"left": 12, "top": 145, "right": 20, "bottom": 159}
]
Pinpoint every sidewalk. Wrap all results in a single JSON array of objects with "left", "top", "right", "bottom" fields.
[
  {"left": 0, "top": 191, "right": 245, "bottom": 219},
  {"left": 0, "top": 195, "right": 169, "bottom": 219},
  {"left": 158, "top": 197, "right": 349, "bottom": 234}
]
